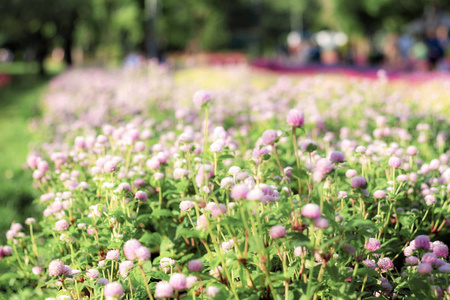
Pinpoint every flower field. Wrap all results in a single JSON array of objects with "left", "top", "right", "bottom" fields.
[{"left": 2, "top": 63, "right": 450, "bottom": 299}]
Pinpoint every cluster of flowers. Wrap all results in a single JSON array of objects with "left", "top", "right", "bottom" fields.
[{"left": 2, "top": 65, "right": 450, "bottom": 299}]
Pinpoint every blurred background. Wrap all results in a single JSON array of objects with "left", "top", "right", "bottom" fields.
[
  {"left": 0, "top": 0, "right": 449, "bottom": 74},
  {"left": 0, "top": 0, "right": 449, "bottom": 243}
]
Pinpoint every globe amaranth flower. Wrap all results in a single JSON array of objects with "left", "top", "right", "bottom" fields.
[
  {"left": 413, "top": 235, "right": 431, "bottom": 250},
  {"left": 188, "top": 259, "right": 203, "bottom": 272},
  {"left": 351, "top": 176, "right": 367, "bottom": 188},
  {"left": 365, "top": 238, "right": 381, "bottom": 252},
  {"left": 388, "top": 157, "right": 402, "bottom": 168},
  {"left": 329, "top": 151, "right": 345, "bottom": 163},
  {"left": 119, "top": 261, "right": 134, "bottom": 277},
  {"left": 55, "top": 219, "right": 69, "bottom": 231},
  {"left": 261, "top": 129, "right": 278, "bottom": 145},
  {"left": 205, "top": 286, "right": 220, "bottom": 297},
  {"left": 86, "top": 269, "right": 99, "bottom": 279},
  {"left": 417, "top": 263, "right": 432, "bottom": 274},
  {"left": 230, "top": 184, "right": 249, "bottom": 200},
  {"left": 123, "top": 239, "right": 142, "bottom": 260},
  {"left": 193, "top": 90, "right": 211, "bottom": 108},
  {"left": 48, "top": 260, "right": 65, "bottom": 276},
  {"left": 301, "top": 203, "right": 321, "bottom": 219},
  {"left": 104, "top": 282, "right": 123, "bottom": 300},
  {"left": 169, "top": 273, "right": 187, "bottom": 290},
  {"left": 269, "top": 225, "right": 287, "bottom": 239},
  {"left": 286, "top": 109, "right": 305, "bottom": 127},
  {"left": 377, "top": 257, "right": 394, "bottom": 271}
]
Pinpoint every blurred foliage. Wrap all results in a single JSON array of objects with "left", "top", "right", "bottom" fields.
[
  {"left": 0, "top": 75, "right": 48, "bottom": 244},
  {"left": 0, "top": 0, "right": 448, "bottom": 69}
]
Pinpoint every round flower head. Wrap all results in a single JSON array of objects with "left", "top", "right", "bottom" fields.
[
  {"left": 404, "top": 246, "right": 413, "bottom": 257},
  {"left": 261, "top": 129, "right": 278, "bottom": 145},
  {"left": 103, "top": 161, "right": 117, "bottom": 173},
  {"left": 373, "top": 190, "right": 386, "bottom": 199},
  {"left": 388, "top": 157, "right": 402, "bottom": 168},
  {"left": 363, "top": 259, "right": 376, "bottom": 269},
  {"left": 377, "top": 257, "right": 394, "bottom": 271},
  {"left": 286, "top": 109, "right": 305, "bottom": 127},
  {"left": 150, "top": 280, "right": 170, "bottom": 297},
  {"left": 301, "top": 203, "right": 321, "bottom": 219},
  {"left": 169, "top": 273, "right": 187, "bottom": 290},
  {"left": 425, "top": 195, "right": 436, "bottom": 206},
  {"left": 315, "top": 158, "right": 334, "bottom": 175},
  {"left": 55, "top": 219, "right": 69, "bottom": 231},
  {"left": 186, "top": 275, "right": 198, "bottom": 289},
  {"left": 230, "top": 184, "right": 249, "bottom": 200},
  {"left": 220, "top": 177, "right": 234, "bottom": 189},
  {"left": 350, "top": 176, "right": 367, "bottom": 188},
  {"left": 123, "top": 239, "right": 142, "bottom": 260},
  {"left": 365, "top": 238, "right": 381, "bottom": 252},
  {"left": 104, "top": 282, "right": 123, "bottom": 299},
  {"left": 188, "top": 259, "right": 203, "bottom": 272},
  {"left": 422, "top": 253, "right": 437, "bottom": 265},
  {"left": 106, "top": 250, "right": 120, "bottom": 261},
  {"left": 269, "top": 225, "right": 287, "bottom": 239},
  {"left": 135, "top": 246, "right": 151, "bottom": 261},
  {"left": 86, "top": 269, "right": 99, "bottom": 279},
  {"left": 32, "top": 266, "right": 43, "bottom": 275},
  {"left": 405, "top": 256, "right": 419, "bottom": 265},
  {"left": 135, "top": 191, "right": 148, "bottom": 202},
  {"left": 2, "top": 246, "right": 12, "bottom": 256},
  {"left": 417, "top": 263, "right": 432, "bottom": 274},
  {"left": 193, "top": 90, "right": 211, "bottom": 108},
  {"left": 180, "top": 200, "right": 195, "bottom": 212},
  {"left": 205, "top": 286, "right": 220, "bottom": 297},
  {"left": 48, "top": 260, "right": 65, "bottom": 276},
  {"left": 329, "top": 151, "right": 345, "bottom": 163},
  {"left": 345, "top": 169, "right": 357, "bottom": 178},
  {"left": 97, "top": 278, "right": 110, "bottom": 285},
  {"left": 414, "top": 235, "right": 431, "bottom": 250},
  {"left": 119, "top": 261, "right": 134, "bottom": 277},
  {"left": 433, "top": 243, "right": 449, "bottom": 258},
  {"left": 406, "top": 146, "right": 418, "bottom": 156},
  {"left": 314, "top": 217, "right": 329, "bottom": 229},
  {"left": 247, "top": 189, "right": 264, "bottom": 201},
  {"left": 439, "top": 264, "right": 450, "bottom": 273},
  {"left": 294, "top": 246, "right": 307, "bottom": 257}
]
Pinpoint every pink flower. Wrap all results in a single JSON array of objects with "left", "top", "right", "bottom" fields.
[
  {"left": 106, "top": 250, "right": 120, "bottom": 261},
  {"left": 155, "top": 281, "right": 173, "bottom": 298},
  {"left": 55, "top": 220, "right": 69, "bottom": 231},
  {"left": 86, "top": 269, "right": 99, "bottom": 279},
  {"left": 103, "top": 161, "right": 117, "bottom": 173},
  {"left": 104, "top": 282, "right": 123, "bottom": 299},
  {"left": 261, "top": 129, "right": 278, "bottom": 145},
  {"left": 417, "top": 263, "right": 432, "bottom": 274},
  {"left": 135, "top": 246, "right": 151, "bottom": 261},
  {"left": 119, "top": 261, "right": 134, "bottom": 277},
  {"left": 169, "top": 273, "right": 187, "bottom": 290},
  {"left": 301, "top": 203, "right": 321, "bottom": 219},
  {"left": 350, "top": 176, "right": 367, "bottom": 188},
  {"left": 48, "top": 260, "right": 65, "bottom": 276},
  {"left": 286, "top": 109, "right": 305, "bottom": 127},
  {"left": 388, "top": 157, "right": 402, "bottom": 168},
  {"left": 230, "top": 184, "right": 249, "bottom": 200},
  {"left": 365, "top": 238, "right": 381, "bottom": 251},
  {"left": 377, "top": 258, "right": 394, "bottom": 270},
  {"left": 193, "top": 90, "right": 211, "bottom": 108},
  {"left": 188, "top": 259, "right": 203, "bottom": 272},
  {"left": 123, "top": 239, "right": 142, "bottom": 260},
  {"left": 329, "top": 151, "right": 345, "bottom": 163},
  {"left": 205, "top": 286, "right": 220, "bottom": 297},
  {"left": 269, "top": 225, "right": 287, "bottom": 238},
  {"left": 315, "top": 158, "right": 334, "bottom": 175},
  {"left": 414, "top": 235, "right": 431, "bottom": 250}
]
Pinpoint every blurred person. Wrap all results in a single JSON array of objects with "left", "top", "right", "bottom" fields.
[
  {"left": 424, "top": 28, "right": 444, "bottom": 70},
  {"left": 398, "top": 34, "right": 414, "bottom": 70}
]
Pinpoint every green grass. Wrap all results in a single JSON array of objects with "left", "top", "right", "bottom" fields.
[{"left": 0, "top": 75, "right": 50, "bottom": 243}]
